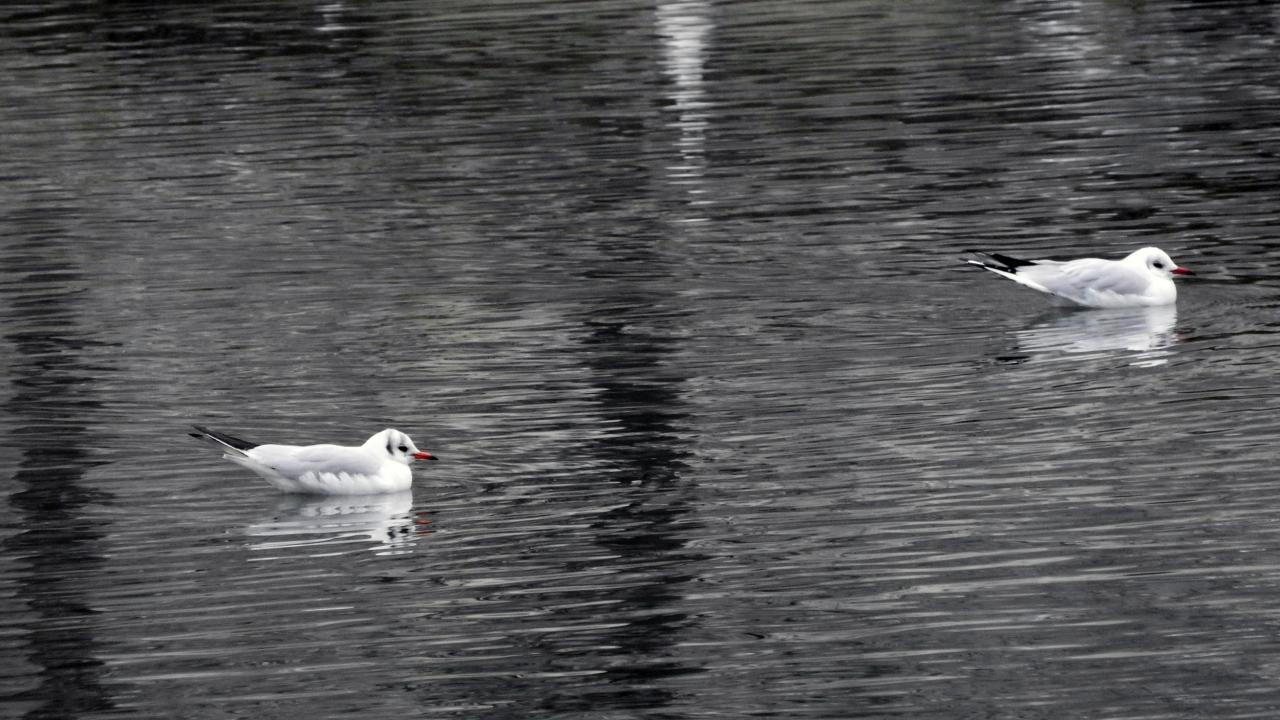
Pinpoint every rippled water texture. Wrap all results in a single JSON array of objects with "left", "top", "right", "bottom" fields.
[{"left": 4, "top": 1, "right": 1280, "bottom": 718}]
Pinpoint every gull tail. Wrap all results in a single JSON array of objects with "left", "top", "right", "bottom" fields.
[{"left": 190, "top": 425, "right": 259, "bottom": 455}]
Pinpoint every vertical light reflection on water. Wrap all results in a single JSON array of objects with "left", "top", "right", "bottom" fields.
[
  {"left": 656, "top": 0, "right": 713, "bottom": 222},
  {"left": 1017, "top": 0, "right": 1105, "bottom": 67},
  {"left": 1, "top": 234, "right": 114, "bottom": 718},
  {"left": 316, "top": 2, "right": 351, "bottom": 35}
]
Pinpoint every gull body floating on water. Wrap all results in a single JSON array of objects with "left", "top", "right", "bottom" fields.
[
  {"left": 191, "top": 425, "right": 437, "bottom": 495},
  {"left": 965, "top": 246, "right": 1192, "bottom": 308}
]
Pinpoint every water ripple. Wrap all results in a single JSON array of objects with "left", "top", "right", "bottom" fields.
[{"left": 4, "top": 1, "right": 1280, "bottom": 718}]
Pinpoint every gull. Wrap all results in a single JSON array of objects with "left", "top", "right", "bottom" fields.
[
  {"left": 965, "top": 246, "right": 1192, "bottom": 308},
  {"left": 191, "top": 425, "right": 437, "bottom": 495}
]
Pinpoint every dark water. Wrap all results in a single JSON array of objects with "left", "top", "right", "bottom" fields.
[{"left": 4, "top": 1, "right": 1280, "bottom": 717}]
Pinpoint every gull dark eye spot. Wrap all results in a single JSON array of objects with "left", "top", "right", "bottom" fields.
[{"left": 398, "top": 445, "right": 408, "bottom": 453}]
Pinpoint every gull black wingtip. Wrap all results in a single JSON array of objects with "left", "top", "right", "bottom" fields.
[
  {"left": 190, "top": 425, "right": 259, "bottom": 451},
  {"left": 969, "top": 252, "right": 1039, "bottom": 273}
]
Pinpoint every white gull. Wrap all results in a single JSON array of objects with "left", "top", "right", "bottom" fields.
[
  {"left": 966, "top": 246, "right": 1192, "bottom": 308},
  {"left": 191, "top": 426, "right": 437, "bottom": 495}
]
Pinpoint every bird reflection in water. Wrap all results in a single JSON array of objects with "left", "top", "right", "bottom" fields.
[
  {"left": 245, "top": 492, "right": 430, "bottom": 557},
  {"left": 1002, "top": 305, "right": 1181, "bottom": 367}
]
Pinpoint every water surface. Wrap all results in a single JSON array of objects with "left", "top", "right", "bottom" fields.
[{"left": 4, "top": 1, "right": 1280, "bottom": 718}]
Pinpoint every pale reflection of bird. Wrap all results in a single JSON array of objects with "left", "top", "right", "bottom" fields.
[
  {"left": 246, "top": 492, "right": 428, "bottom": 554},
  {"left": 966, "top": 246, "right": 1192, "bottom": 308},
  {"left": 1014, "top": 305, "right": 1179, "bottom": 366},
  {"left": 191, "top": 426, "right": 437, "bottom": 495}
]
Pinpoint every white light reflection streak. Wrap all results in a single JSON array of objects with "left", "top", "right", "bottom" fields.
[{"left": 656, "top": 0, "right": 713, "bottom": 222}]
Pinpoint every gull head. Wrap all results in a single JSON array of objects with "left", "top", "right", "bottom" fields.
[
  {"left": 1127, "top": 247, "right": 1193, "bottom": 278},
  {"left": 365, "top": 428, "right": 437, "bottom": 464}
]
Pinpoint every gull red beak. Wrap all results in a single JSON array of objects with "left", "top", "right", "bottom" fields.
[
  {"left": 1172, "top": 266, "right": 1193, "bottom": 276},
  {"left": 412, "top": 451, "right": 437, "bottom": 461}
]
